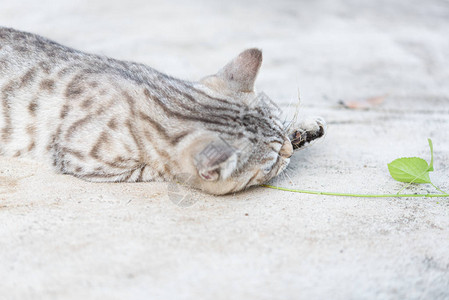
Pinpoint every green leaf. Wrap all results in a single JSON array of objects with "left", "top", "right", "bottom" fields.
[
  {"left": 388, "top": 138, "right": 435, "bottom": 185},
  {"left": 388, "top": 157, "right": 431, "bottom": 184}
]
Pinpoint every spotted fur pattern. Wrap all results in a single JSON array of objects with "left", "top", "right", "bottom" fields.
[{"left": 0, "top": 27, "right": 325, "bottom": 195}]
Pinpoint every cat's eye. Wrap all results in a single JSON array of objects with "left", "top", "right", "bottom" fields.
[{"left": 263, "top": 166, "right": 272, "bottom": 174}]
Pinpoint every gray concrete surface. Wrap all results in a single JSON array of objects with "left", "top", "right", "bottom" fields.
[{"left": 1, "top": 0, "right": 449, "bottom": 299}]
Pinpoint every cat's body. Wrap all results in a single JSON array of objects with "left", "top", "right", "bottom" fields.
[{"left": 0, "top": 27, "right": 325, "bottom": 194}]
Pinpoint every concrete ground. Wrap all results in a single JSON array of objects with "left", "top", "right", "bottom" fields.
[{"left": 1, "top": 0, "right": 449, "bottom": 299}]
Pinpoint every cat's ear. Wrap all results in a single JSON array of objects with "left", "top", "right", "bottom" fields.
[
  {"left": 193, "top": 138, "right": 238, "bottom": 182},
  {"left": 202, "top": 48, "right": 262, "bottom": 93}
]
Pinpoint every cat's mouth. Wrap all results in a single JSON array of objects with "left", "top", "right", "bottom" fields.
[
  {"left": 275, "top": 157, "right": 290, "bottom": 176},
  {"left": 259, "top": 154, "right": 290, "bottom": 184}
]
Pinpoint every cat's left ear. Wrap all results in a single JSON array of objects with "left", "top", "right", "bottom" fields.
[
  {"left": 193, "top": 138, "right": 238, "bottom": 182},
  {"left": 202, "top": 48, "right": 262, "bottom": 93}
]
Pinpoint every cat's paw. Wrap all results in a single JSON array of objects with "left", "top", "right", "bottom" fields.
[{"left": 289, "top": 117, "right": 326, "bottom": 150}]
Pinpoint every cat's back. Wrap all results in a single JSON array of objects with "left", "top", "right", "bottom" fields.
[
  {"left": 0, "top": 27, "right": 80, "bottom": 72},
  {"left": 0, "top": 27, "right": 191, "bottom": 166},
  {"left": 0, "top": 28, "right": 77, "bottom": 159},
  {"left": 0, "top": 27, "right": 153, "bottom": 161},
  {"left": 0, "top": 27, "right": 101, "bottom": 94},
  {"left": 0, "top": 27, "right": 160, "bottom": 83}
]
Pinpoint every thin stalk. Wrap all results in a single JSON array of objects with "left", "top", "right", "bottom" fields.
[
  {"left": 430, "top": 182, "right": 447, "bottom": 194},
  {"left": 396, "top": 168, "right": 430, "bottom": 194},
  {"left": 261, "top": 184, "right": 449, "bottom": 198}
]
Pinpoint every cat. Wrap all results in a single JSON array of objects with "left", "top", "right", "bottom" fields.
[{"left": 0, "top": 27, "right": 325, "bottom": 195}]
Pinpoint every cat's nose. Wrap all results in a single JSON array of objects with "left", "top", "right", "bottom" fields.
[{"left": 279, "top": 140, "right": 293, "bottom": 158}]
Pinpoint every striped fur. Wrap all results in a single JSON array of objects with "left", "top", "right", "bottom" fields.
[{"left": 0, "top": 27, "right": 325, "bottom": 195}]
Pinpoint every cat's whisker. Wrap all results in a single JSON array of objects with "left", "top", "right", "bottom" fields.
[
  {"left": 283, "top": 118, "right": 295, "bottom": 134},
  {"left": 289, "top": 94, "right": 301, "bottom": 131},
  {"left": 283, "top": 170, "right": 294, "bottom": 184},
  {"left": 282, "top": 117, "right": 294, "bottom": 131},
  {"left": 297, "top": 87, "right": 302, "bottom": 107}
]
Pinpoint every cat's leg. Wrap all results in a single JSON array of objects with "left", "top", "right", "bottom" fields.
[
  {"left": 289, "top": 117, "right": 326, "bottom": 150},
  {"left": 47, "top": 132, "right": 146, "bottom": 183},
  {"left": 52, "top": 145, "right": 169, "bottom": 183}
]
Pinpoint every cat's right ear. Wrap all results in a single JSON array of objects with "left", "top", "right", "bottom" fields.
[{"left": 201, "top": 48, "right": 262, "bottom": 93}]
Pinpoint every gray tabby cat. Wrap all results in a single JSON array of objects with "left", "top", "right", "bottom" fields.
[{"left": 0, "top": 27, "right": 325, "bottom": 195}]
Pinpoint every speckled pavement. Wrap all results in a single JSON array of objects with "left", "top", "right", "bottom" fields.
[{"left": 1, "top": 1, "right": 449, "bottom": 299}]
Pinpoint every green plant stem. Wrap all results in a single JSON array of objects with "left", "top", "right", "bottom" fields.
[
  {"left": 261, "top": 184, "right": 449, "bottom": 198},
  {"left": 430, "top": 182, "right": 447, "bottom": 194},
  {"left": 396, "top": 168, "right": 429, "bottom": 194}
]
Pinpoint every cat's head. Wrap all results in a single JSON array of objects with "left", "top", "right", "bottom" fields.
[{"left": 179, "top": 49, "right": 296, "bottom": 195}]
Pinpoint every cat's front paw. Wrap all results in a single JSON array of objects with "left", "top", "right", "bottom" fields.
[{"left": 290, "top": 117, "right": 326, "bottom": 150}]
